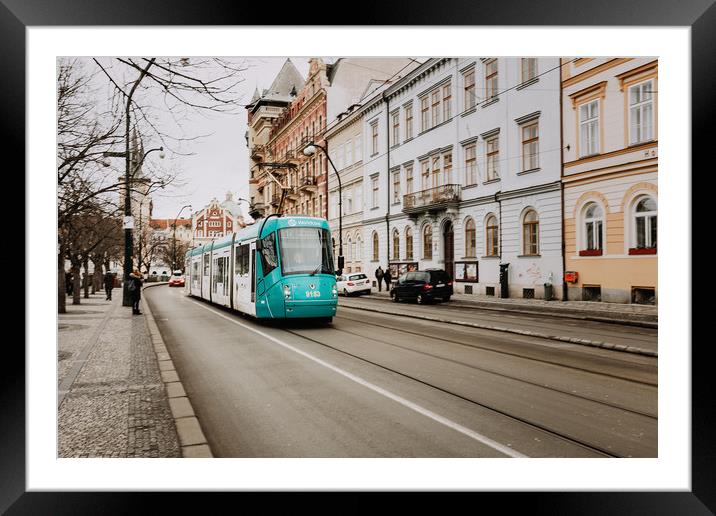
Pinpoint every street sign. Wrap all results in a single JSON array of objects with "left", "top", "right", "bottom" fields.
[{"left": 123, "top": 216, "right": 134, "bottom": 229}]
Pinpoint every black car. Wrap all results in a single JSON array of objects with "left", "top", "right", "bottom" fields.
[{"left": 390, "top": 269, "right": 453, "bottom": 304}]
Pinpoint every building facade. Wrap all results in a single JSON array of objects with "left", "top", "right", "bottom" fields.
[
  {"left": 343, "top": 57, "right": 563, "bottom": 299},
  {"left": 561, "top": 58, "right": 658, "bottom": 304},
  {"left": 192, "top": 192, "right": 246, "bottom": 247}
]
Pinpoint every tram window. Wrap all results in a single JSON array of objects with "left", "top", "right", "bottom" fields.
[
  {"left": 235, "top": 244, "right": 250, "bottom": 275},
  {"left": 259, "top": 233, "right": 278, "bottom": 275},
  {"left": 203, "top": 254, "right": 210, "bottom": 275}
]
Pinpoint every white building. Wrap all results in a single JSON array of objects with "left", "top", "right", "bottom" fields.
[{"left": 329, "top": 57, "right": 563, "bottom": 299}]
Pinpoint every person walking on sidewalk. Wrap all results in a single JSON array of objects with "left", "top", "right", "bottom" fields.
[
  {"left": 375, "top": 266, "right": 384, "bottom": 292},
  {"left": 384, "top": 268, "right": 392, "bottom": 292},
  {"left": 128, "top": 269, "right": 143, "bottom": 315},
  {"left": 104, "top": 272, "right": 114, "bottom": 301}
]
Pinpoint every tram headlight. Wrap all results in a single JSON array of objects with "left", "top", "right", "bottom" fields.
[
  {"left": 284, "top": 284, "right": 291, "bottom": 299},
  {"left": 331, "top": 286, "right": 338, "bottom": 298}
]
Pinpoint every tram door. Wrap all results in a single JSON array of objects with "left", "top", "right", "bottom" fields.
[{"left": 250, "top": 243, "right": 256, "bottom": 303}]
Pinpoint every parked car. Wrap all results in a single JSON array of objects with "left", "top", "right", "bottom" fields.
[
  {"left": 168, "top": 270, "right": 185, "bottom": 287},
  {"left": 390, "top": 269, "right": 453, "bottom": 304},
  {"left": 336, "top": 273, "right": 372, "bottom": 296}
]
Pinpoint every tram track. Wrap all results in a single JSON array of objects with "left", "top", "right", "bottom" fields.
[
  {"left": 336, "top": 308, "right": 658, "bottom": 387},
  {"left": 280, "top": 325, "right": 621, "bottom": 458}
]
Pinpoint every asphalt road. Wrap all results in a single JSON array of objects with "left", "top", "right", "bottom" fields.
[{"left": 145, "top": 286, "right": 658, "bottom": 458}]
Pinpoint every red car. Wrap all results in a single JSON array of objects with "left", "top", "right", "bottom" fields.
[{"left": 168, "top": 271, "right": 185, "bottom": 287}]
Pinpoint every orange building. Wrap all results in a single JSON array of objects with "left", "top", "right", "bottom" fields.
[{"left": 561, "top": 58, "right": 657, "bottom": 304}]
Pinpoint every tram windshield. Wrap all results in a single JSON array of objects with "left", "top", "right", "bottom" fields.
[{"left": 279, "top": 227, "right": 335, "bottom": 276}]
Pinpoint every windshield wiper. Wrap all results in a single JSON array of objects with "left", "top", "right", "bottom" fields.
[{"left": 309, "top": 264, "right": 322, "bottom": 276}]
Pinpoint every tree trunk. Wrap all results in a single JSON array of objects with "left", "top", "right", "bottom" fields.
[
  {"left": 92, "top": 257, "right": 102, "bottom": 293},
  {"left": 58, "top": 252, "right": 66, "bottom": 314},
  {"left": 83, "top": 257, "right": 90, "bottom": 299},
  {"left": 72, "top": 263, "right": 81, "bottom": 305}
]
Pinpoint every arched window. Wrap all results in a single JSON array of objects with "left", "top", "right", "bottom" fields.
[
  {"left": 464, "top": 218, "right": 476, "bottom": 257},
  {"left": 352, "top": 236, "right": 357, "bottom": 262},
  {"left": 522, "top": 209, "right": 539, "bottom": 256},
  {"left": 357, "top": 236, "right": 363, "bottom": 261},
  {"left": 486, "top": 215, "right": 499, "bottom": 256},
  {"left": 423, "top": 225, "right": 433, "bottom": 259},
  {"left": 633, "top": 196, "right": 657, "bottom": 249},
  {"left": 346, "top": 236, "right": 352, "bottom": 261},
  {"left": 392, "top": 229, "right": 400, "bottom": 260},
  {"left": 583, "top": 202, "right": 604, "bottom": 251},
  {"left": 372, "top": 232, "right": 379, "bottom": 262},
  {"left": 405, "top": 226, "right": 414, "bottom": 260}
]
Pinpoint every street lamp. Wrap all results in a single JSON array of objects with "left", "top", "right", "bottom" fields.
[
  {"left": 103, "top": 145, "right": 164, "bottom": 306},
  {"left": 303, "top": 142, "right": 344, "bottom": 275},
  {"left": 172, "top": 205, "right": 192, "bottom": 272}
]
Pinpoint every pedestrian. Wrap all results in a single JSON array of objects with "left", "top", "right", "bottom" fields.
[
  {"left": 384, "top": 268, "right": 392, "bottom": 292},
  {"left": 374, "top": 265, "right": 384, "bottom": 292},
  {"left": 128, "top": 269, "right": 143, "bottom": 315},
  {"left": 103, "top": 272, "right": 114, "bottom": 301}
]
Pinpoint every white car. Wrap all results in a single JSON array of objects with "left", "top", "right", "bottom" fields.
[{"left": 336, "top": 273, "right": 372, "bottom": 296}]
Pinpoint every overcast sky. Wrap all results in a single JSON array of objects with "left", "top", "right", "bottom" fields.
[{"left": 148, "top": 57, "right": 310, "bottom": 221}]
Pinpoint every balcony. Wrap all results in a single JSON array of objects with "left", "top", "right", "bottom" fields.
[
  {"left": 402, "top": 184, "right": 461, "bottom": 216},
  {"left": 250, "top": 144, "right": 266, "bottom": 161},
  {"left": 285, "top": 186, "right": 299, "bottom": 200},
  {"left": 298, "top": 175, "right": 317, "bottom": 192},
  {"left": 270, "top": 192, "right": 282, "bottom": 206},
  {"left": 284, "top": 149, "right": 300, "bottom": 165}
]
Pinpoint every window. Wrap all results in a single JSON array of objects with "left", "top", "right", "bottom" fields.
[
  {"left": 346, "top": 236, "right": 352, "bottom": 261},
  {"left": 521, "top": 121, "right": 539, "bottom": 171},
  {"left": 465, "top": 218, "right": 476, "bottom": 257},
  {"left": 259, "top": 231, "right": 278, "bottom": 275},
  {"left": 486, "top": 215, "right": 499, "bottom": 256},
  {"left": 522, "top": 210, "right": 539, "bottom": 255},
  {"left": 442, "top": 83, "right": 452, "bottom": 121},
  {"left": 579, "top": 100, "right": 600, "bottom": 157},
  {"left": 393, "top": 171, "right": 401, "bottom": 203},
  {"left": 420, "top": 160, "right": 429, "bottom": 191},
  {"left": 583, "top": 202, "right": 604, "bottom": 251},
  {"left": 345, "top": 140, "right": 353, "bottom": 166},
  {"left": 405, "top": 165, "right": 414, "bottom": 194},
  {"left": 464, "top": 144, "right": 477, "bottom": 185},
  {"left": 423, "top": 225, "right": 433, "bottom": 259},
  {"left": 431, "top": 155, "right": 441, "bottom": 188},
  {"left": 521, "top": 58, "right": 537, "bottom": 83},
  {"left": 405, "top": 226, "right": 414, "bottom": 260},
  {"left": 485, "top": 59, "right": 498, "bottom": 100},
  {"left": 629, "top": 80, "right": 654, "bottom": 145},
  {"left": 371, "top": 122, "right": 379, "bottom": 155},
  {"left": 371, "top": 176, "right": 379, "bottom": 208},
  {"left": 358, "top": 236, "right": 363, "bottom": 261},
  {"left": 372, "top": 232, "right": 379, "bottom": 261},
  {"left": 392, "top": 229, "right": 400, "bottom": 260},
  {"left": 486, "top": 136, "right": 500, "bottom": 180},
  {"left": 355, "top": 182, "right": 363, "bottom": 212},
  {"left": 405, "top": 105, "right": 413, "bottom": 140},
  {"left": 391, "top": 111, "right": 400, "bottom": 146},
  {"left": 634, "top": 196, "right": 657, "bottom": 249},
  {"left": 352, "top": 135, "right": 361, "bottom": 163},
  {"left": 203, "top": 254, "right": 210, "bottom": 275},
  {"left": 464, "top": 69, "right": 475, "bottom": 111},
  {"left": 420, "top": 97, "right": 429, "bottom": 132},
  {"left": 431, "top": 90, "right": 441, "bottom": 127},
  {"left": 443, "top": 153, "right": 453, "bottom": 184}
]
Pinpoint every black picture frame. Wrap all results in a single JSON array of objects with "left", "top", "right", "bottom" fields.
[{"left": 5, "top": 0, "right": 709, "bottom": 512}]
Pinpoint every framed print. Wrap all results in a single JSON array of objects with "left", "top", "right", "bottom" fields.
[{"left": 6, "top": 0, "right": 710, "bottom": 512}]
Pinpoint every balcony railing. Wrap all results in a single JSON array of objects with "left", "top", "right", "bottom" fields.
[
  {"left": 270, "top": 192, "right": 282, "bottom": 206},
  {"left": 298, "top": 176, "right": 317, "bottom": 190},
  {"left": 250, "top": 144, "right": 266, "bottom": 160},
  {"left": 402, "top": 184, "right": 461, "bottom": 214},
  {"left": 285, "top": 186, "right": 299, "bottom": 199}
]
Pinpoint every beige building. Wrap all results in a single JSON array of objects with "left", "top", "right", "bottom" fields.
[{"left": 561, "top": 58, "right": 658, "bottom": 304}]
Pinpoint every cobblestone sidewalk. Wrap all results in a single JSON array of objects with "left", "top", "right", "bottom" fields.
[{"left": 58, "top": 291, "right": 181, "bottom": 458}]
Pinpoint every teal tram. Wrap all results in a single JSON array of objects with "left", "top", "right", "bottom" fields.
[{"left": 185, "top": 215, "right": 338, "bottom": 322}]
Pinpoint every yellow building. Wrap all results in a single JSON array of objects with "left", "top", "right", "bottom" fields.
[{"left": 561, "top": 58, "right": 657, "bottom": 304}]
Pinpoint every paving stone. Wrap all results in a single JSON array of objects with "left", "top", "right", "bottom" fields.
[
  {"left": 175, "top": 417, "right": 207, "bottom": 447},
  {"left": 169, "top": 397, "right": 195, "bottom": 419},
  {"left": 161, "top": 370, "right": 180, "bottom": 383},
  {"left": 165, "top": 382, "right": 186, "bottom": 398},
  {"left": 158, "top": 360, "right": 175, "bottom": 372},
  {"left": 182, "top": 444, "right": 213, "bottom": 458}
]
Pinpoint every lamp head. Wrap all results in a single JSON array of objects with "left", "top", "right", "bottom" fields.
[{"left": 303, "top": 144, "right": 316, "bottom": 157}]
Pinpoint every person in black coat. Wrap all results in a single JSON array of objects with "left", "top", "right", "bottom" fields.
[
  {"left": 383, "top": 268, "right": 392, "bottom": 291},
  {"left": 374, "top": 266, "right": 384, "bottom": 292},
  {"left": 128, "top": 270, "right": 143, "bottom": 315},
  {"left": 104, "top": 272, "right": 114, "bottom": 301}
]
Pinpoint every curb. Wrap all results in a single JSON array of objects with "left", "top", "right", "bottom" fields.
[
  {"left": 141, "top": 283, "right": 214, "bottom": 458},
  {"left": 340, "top": 302, "right": 658, "bottom": 358},
  {"left": 367, "top": 294, "right": 657, "bottom": 329}
]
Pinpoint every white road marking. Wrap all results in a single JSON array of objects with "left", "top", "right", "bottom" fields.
[{"left": 186, "top": 296, "right": 527, "bottom": 458}]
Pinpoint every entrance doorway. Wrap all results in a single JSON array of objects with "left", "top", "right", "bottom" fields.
[{"left": 443, "top": 220, "right": 454, "bottom": 279}]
